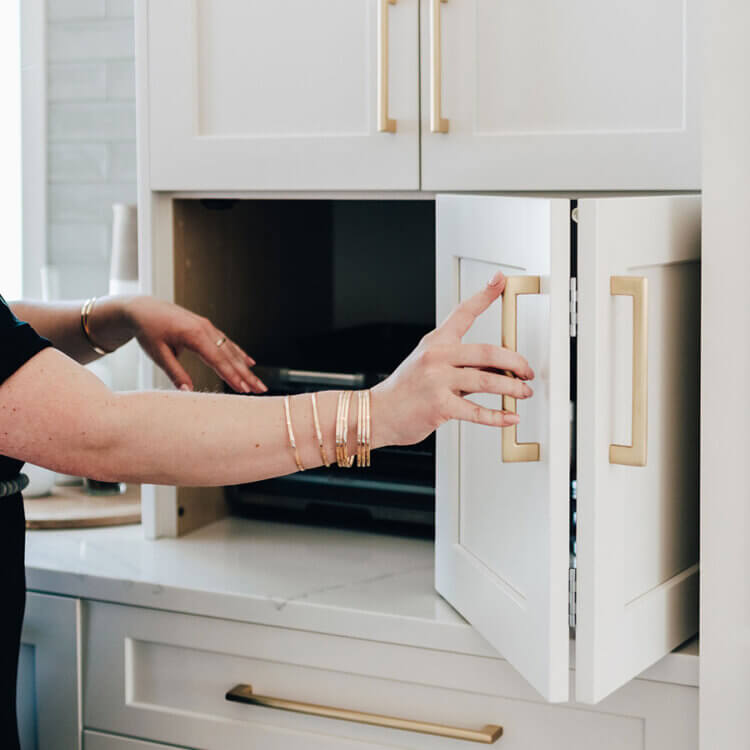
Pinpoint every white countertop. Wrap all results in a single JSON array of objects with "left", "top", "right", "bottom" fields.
[{"left": 25, "top": 516, "right": 698, "bottom": 687}]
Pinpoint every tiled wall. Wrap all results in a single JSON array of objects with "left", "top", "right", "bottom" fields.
[{"left": 46, "top": 0, "right": 136, "bottom": 299}]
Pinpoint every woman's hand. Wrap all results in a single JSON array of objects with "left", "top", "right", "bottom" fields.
[
  {"left": 122, "top": 296, "right": 266, "bottom": 394},
  {"left": 372, "top": 271, "right": 534, "bottom": 448}
]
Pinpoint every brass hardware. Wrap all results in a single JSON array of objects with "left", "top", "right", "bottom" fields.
[
  {"left": 501, "top": 276, "right": 541, "bottom": 462},
  {"left": 377, "top": 0, "right": 397, "bottom": 133},
  {"left": 226, "top": 684, "right": 502, "bottom": 743},
  {"left": 609, "top": 276, "right": 648, "bottom": 466},
  {"left": 430, "top": 0, "right": 449, "bottom": 133}
]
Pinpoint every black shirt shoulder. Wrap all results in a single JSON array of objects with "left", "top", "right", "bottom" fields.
[{"left": 0, "top": 294, "right": 52, "bottom": 386}]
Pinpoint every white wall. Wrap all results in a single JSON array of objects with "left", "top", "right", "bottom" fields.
[
  {"left": 45, "top": 0, "right": 136, "bottom": 299},
  {"left": 700, "top": 2, "right": 750, "bottom": 749}
]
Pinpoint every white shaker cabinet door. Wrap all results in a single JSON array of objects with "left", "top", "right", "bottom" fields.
[
  {"left": 420, "top": 0, "right": 699, "bottom": 191},
  {"left": 435, "top": 195, "right": 571, "bottom": 702},
  {"left": 575, "top": 196, "right": 701, "bottom": 703},
  {"left": 141, "top": 0, "right": 419, "bottom": 191}
]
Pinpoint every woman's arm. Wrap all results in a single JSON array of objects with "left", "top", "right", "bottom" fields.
[
  {"left": 0, "top": 273, "right": 533, "bottom": 487},
  {"left": 10, "top": 296, "right": 266, "bottom": 393}
]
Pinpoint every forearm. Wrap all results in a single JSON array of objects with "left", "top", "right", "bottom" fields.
[
  {"left": 103, "top": 388, "right": 387, "bottom": 486},
  {"left": 10, "top": 296, "right": 135, "bottom": 364},
  {"left": 0, "top": 348, "right": 387, "bottom": 486}
]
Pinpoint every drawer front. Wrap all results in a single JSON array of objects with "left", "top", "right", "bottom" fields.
[{"left": 83, "top": 602, "right": 696, "bottom": 750}]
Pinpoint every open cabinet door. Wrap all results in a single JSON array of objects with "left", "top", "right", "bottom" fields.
[
  {"left": 575, "top": 196, "right": 701, "bottom": 703},
  {"left": 435, "top": 195, "right": 570, "bottom": 702}
]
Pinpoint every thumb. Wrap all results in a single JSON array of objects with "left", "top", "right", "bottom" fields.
[{"left": 152, "top": 342, "right": 194, "bottom": 391}]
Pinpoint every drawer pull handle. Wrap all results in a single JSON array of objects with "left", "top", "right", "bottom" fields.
[
  {"left": 226, "top": 684, "right": 503, "bottom": 744},
  {"left": 501, "top": 275, "right": 541, "bottom": 462},
  {"left": 609, "top": 276, "right": 648, "bottom": 466},
  {"left": 430, "top": 0, "right": 449, "bottom": 133},
  {"left": 377, "top": 0, "right": 397, "bottom": 133}
]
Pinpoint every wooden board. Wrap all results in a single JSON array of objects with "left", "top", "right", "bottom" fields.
[{"left": 25, "top": 484, "right": 141, "bottom": 530}]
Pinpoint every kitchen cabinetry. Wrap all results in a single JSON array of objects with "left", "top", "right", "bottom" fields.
[
  {"left": 435, "top": 194, "right": 700, "bottom": 702},
  {"left": 138, "top": 0, "right": 699, "bottom": 192},
  {"left": 420, "top": 0, "right": 700, "bottom": 190},
  {"left": 18, "top": 593, "right": 81, "bottom": 750},
  {"left": 83, "top": 600, "right": 697, "bottom": 750},
  {"left": 144, "top": 0, "right": 419, "bottom": 191}
]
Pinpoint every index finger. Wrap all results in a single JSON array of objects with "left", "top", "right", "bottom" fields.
[{"left": 439, "top": 270, "right": 506, "bottom": 339}]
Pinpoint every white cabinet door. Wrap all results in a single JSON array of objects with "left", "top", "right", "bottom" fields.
[
  {"left": 19, "top": 593, "right": 81, "bottom": 750},
  {"left": 575, "top": 196, "right": 701, "bottom": 703},
  {"left": 420, "top": 0, "right": 699, "bottom": 191},
  {"left": 142, "top": 0, "right": 419, "bottom": 191},
  {"left": 435, "top": 195, "right": 571, "bottom": 702}
]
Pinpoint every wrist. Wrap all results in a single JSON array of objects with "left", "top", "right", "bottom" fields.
[{"left": 370, "top": 382, "right": 397, "bottom": 450}]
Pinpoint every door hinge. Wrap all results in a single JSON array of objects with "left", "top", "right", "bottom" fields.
[
  {"left": 568, "top": 567, "right": 577, "bottom": 628},
  {"left": 569, "top": 278, "right": 578, "bottom": 337}
]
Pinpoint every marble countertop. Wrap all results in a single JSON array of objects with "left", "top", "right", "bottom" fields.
[{"left": 25, "top": 516, "right": 698, "bottom": 687}]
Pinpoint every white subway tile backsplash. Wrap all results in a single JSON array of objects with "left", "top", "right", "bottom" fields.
[
  {"left": 48, "top": 63, "right": 107, "bottom": 101},
  {"left": 106, "top": 60, "right": 135, "bottom": 99},
  {"left": 110, "top": 142, "right": 137, "bottom": 181},
  {"left": 106, "top": 0, "right": 134, "bottom": 18},
  {"left": 49, "top": 144, "right": 109, "bottom": 182},
  {"left": 49, "top": 183, "right": 137, "bottom": 224},
  {"left": 45, "top": 10, "right": 137, "bottom": 277},
  {"left": 48, "top": 223, "right": 110, "bottom": 263},
  {"left": 49, "top": 101, "right": 135, "bottom": 141},
  {"left": 48, "top": 21, "right": 134, "bottom": 62},
  {"left": 47, "top": 0, "right": 106, "bottom": 21}
]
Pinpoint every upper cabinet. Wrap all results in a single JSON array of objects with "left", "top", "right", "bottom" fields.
[
  {"left": 138, "top": 0, "right": 700, "bottom": 193},
  {"left": 421, "top": 0, "right": 700, "bottom": 191},
  {"left": 143, "top": 0, "right": 420, "bottom": 191}
]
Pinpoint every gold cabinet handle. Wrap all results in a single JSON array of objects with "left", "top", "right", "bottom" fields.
[
  {"left": 226, "top": 684, "right": 503, "bottom": 744},
  {"left": 501, "top": 276, "right": 541, "bottom": 463},
  {"left": 430, "top": 0, "right": 449, "bottom": 133},
  {"left": 377, "top": 0, "right": 397, "bottom": 133},
  {"left": 609, "top": 276, "right": 648, "bottom": 466}
]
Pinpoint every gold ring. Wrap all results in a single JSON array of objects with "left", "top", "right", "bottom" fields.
[{"left": 215, "top": 336, "right": 227, "bottom": 348}]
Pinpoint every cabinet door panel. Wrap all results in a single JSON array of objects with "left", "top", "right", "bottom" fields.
[
  {"left": 575, "top": 196, "right": 701, "bottom": 703},
  {"left": 421, "top": 0, "right": 699, "bottom": 191},
  {"left": 144, "top": 0, "right": 419, "bottom": 190},
  {"left": 435, "top": 195, "right": 570, "bottom": 701}
]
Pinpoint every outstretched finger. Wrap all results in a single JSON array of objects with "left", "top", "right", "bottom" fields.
[
  {"left": 153, "top": 342, "right": 194, "bottom": 392},
  {"left": 439, "top": 271, "right": 506, "bottom": 339},
  {"left": 448, "top": 394, "right": 520, "bottom": 427}
]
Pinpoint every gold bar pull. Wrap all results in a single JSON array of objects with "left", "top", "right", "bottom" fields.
[
  {"left": 430, "top": 0, "right": 449, "bottom": 133},
  {"left": 377, "top": 0, "right": 397, "bottom": 133},
  {"left": 226, "top": 684, "right": 503, "bottom": 744},
  {"left": 501, "top": 275, "right": 541, "bottom": 463},
  {"left": 609, "top": 276, "right": 648, "bottom": 466}
]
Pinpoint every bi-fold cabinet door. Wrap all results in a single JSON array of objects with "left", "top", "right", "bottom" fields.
[
  {"left": 142, "top": 0, "right": 419, "bottom": 191},
  {"left": 435, "top": 194, "right": 700, "bottom": 704}
]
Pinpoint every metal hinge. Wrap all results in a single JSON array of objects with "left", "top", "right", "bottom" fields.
[
  {"left": 569, "top": 278, "right": 578, "bottom": 337},
  {"left": 568, "top": 567, "right": 577, "bottom": 628}
]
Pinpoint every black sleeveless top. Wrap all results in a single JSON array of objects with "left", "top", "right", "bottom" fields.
[{"left": 0, "top": 294, "right": 51, "bottom": 750}]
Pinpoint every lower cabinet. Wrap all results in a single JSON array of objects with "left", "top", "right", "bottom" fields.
[
  {"left": 85, "top": 731, "right": 190, "bottom": 749},
  {"left": 19, "top": 592, "right": 81, "bottom": 750},
  {"left": 83, "top": 601, "right": 697, "bottom": 750}
]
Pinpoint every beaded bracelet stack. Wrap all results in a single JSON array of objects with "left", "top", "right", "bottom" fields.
[{"left": 284, "top": 391, "right": 372, "bottom": 472}]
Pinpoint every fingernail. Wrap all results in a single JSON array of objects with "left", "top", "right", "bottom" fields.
[
  {"left": 261, "top": 383, "right": 269, "bottom": 393},
  {"left": 179, "top": 384, "right": 191, "bottom": 392},
  {"left": 487, "top": 271, "right": 504, "bottom": 287},
  {"left": 525, "top": 385, "right": 533, "bottom": 397},
  {"left": 241, "top": 380, "right": 251, "bottom": 393},
  {"left": 506, "top": 414, "right": 520, "bottom": 424}
]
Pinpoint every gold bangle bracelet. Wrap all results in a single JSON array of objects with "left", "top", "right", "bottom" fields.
[
  {"left": 310, "top": 393, "right": 330, "bottom": 467},
  {"left": 80, "top": 297, "right": 113, "bottom": 356},
  {"left": 357, "top": 389, "right": 371, "bottom": 468},
  {"left": 336, "top": 391, "right": 355, "bottom": 468},
  {"left": 283, "top": 395, "right": 305, "bottom": 473}
]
